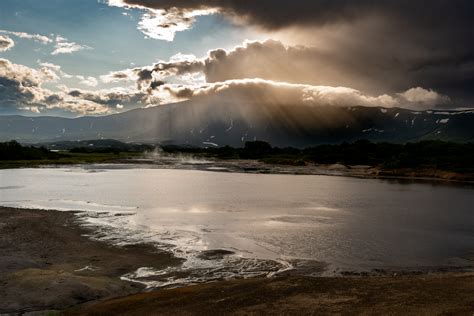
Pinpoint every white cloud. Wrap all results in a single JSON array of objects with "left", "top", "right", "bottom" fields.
[
  {"left": 157, "top": 79, "right": 455, "bottom": 111},
  {"left": 51, "top": 36, "right": 92, "bottom": 55},
  {"left": 160, "top": 79, "right": 399, "bottom": 108},
  {"left": 0, "top": 58, "right": 50, "bottom": 88},
  {"left": 138, "top": 10, "right": 195, "bottom": 41},
  {"left": 398, "top": 87, "right": 451, "bottom": 109},
  {"left": 38, "top": 62, "right": 61, "bottom": 72},
  {"left": 107, "top": 1, "right": 216, "bottom": 41},
  {"left": 169, "top": 52, "right": 199, "bottom": 62},
  {"left": 100, "top": 68, "right": 137, "bottom": 83},
  {"left": 18, "top": 106, "right": 41, "bottom": 113},
  {"left": 0, "top": 30, "right": 89, "bottom": 56},
  {"left": 76, "top": 75, "right": 99, "bottom": 87},
  {"left": 0, "top": 35, "right": 14, "bottom": 52},
  {"left": 39, "top": 66, "right": 60, "bottom": 81},
  {"left": 0, "top": 29, "right": 52, "bottom": 44},
  {"left": 0, "top": 58, "right": 145, "bottom": 115},
  {"left": 38, "top": 61, "right": 74, "bottom": 79}
]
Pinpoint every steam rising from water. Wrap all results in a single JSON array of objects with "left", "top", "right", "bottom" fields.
[{"left": 144, "top": 147, "right": 213, "bottom": 165}]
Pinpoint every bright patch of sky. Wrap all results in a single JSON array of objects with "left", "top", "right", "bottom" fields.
[{"left": 0, "top": 0, "right": 262, "bottom": 91}]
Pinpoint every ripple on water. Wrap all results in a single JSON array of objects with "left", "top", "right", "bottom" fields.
[
  {"left": 121, "top": 256, "right": 291, "bottom": 289},
  {"left": 268, "top": 215, "right": 333, "bottom": 225},
  {"left": 74, "top": 211, "right": 326, "bottom": 289}
]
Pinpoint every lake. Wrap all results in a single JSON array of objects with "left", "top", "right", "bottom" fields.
[{"left": 1, "top": 165, "right": 473, "bottom": 287}]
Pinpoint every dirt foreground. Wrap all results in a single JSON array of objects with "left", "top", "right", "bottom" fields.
[
  {"left": 0, "top": 207, "right": 181, "bottom": 314},
  {"left": 1, "top": 207, "right": 474, "bottom": 315},
  {"left": 69, "top": 273, "right": 474, "bottom": 315}
]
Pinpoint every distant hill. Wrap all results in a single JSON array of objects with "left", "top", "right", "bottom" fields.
[{"left": 1, "top": 99, "right": 473, "bottom": 147}]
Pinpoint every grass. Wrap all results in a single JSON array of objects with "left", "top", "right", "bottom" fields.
[{"left": 0, "top": 152, "right": 142, "bottom": 169}]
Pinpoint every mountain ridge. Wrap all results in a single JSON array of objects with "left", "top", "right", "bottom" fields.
[{"left": 1, "top": 100, "right": 473, "bottom": 147}]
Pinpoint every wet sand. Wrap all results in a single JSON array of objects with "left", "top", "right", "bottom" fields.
[{"left": 1, "top": 206, "right": 474, "bottom": 315}]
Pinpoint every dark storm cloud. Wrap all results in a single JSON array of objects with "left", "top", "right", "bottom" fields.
[
  {"left": 109, "top": 0, "right": 474, "bottom": 105},
  {"left": 117, "top": 0, "right": 474, "bottom": 30},
  {"left": 106, "top": 40, "right": 455, "bottom": 107}
]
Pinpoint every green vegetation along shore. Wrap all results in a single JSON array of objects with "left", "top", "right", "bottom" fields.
[
  {"left": 2, "top": 139, "right": 473, "bottom": 182},
  {"left": 0, "top": 140, "right": 146, "bottom": 168},
  {"left": 163, "top": 140, "right": 474, "bottom": 173}
]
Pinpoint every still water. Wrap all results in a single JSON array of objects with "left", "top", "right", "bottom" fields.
[{"left": 1, "top": 166, "right": 473, "bottom": 286}]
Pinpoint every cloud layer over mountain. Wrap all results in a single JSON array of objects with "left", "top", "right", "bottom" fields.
[{"left": 108, "top": 0, "right": 474, "bottom": 105}]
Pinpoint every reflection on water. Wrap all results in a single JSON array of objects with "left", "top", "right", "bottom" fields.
[{"left": 0, "top": 166, "right": 473, "bottom": 286}]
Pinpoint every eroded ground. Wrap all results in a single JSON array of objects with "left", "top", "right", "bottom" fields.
[
  {"left": 69, "top": 273, "right": 474, "bottom": 315},
  {"left": 0, "top": 207, "right": 181, "bottom": 314}
]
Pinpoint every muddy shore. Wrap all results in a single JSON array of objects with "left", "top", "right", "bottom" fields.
[
  {"left": 1, "top": 206, "right": 474, "bottom": 315},
  {"left": 0, "top": 207, "right": 182, "bottom": 314},
  {"left": 69, "top": 273, "right": 474, "bottom": 315},
  {"left": 121, "top": 157, "right": 474, "bottom": 184}
]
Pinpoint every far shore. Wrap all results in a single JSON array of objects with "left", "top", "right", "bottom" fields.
[
  {"left": 2, "top": 155, "right": 474, "bottom": 185},
  {"left": 92, "top": 157, "right": 474, "bottom": 184},
  {"left": 1, "top": 206, "right": 474, "bottom": 315}
]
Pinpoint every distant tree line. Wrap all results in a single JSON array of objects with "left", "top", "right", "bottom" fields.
[
  {"left": 0, "top": 141, "right": 62, "bottom": 160},
  {"left": 162, "top": 140, "right": 474, "bottom": 172},
  {"left": 0, "top": 140, "right": 154, "bottom": 160},
  {"left": 2, "top": 139, "right": 473, "bottom": 173},
  {"left": 69, "top": 147, "right": 125, "bottom": 154},
  {"left": 26, "top": 139, "right": 154, "bottom": 153},
  {"left": 62, "top": 144, "right": 153, "bottom": 154}
]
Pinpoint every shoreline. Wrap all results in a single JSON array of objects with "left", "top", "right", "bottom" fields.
[
  {"left": 2, "top": 157, "right": 474, "bottom": 185},
  {"left": 1, "top": 206, "right": 474, "bottom": 314},
  {"left": 113, "top": 159, "right": 474, "bottom": 185}
]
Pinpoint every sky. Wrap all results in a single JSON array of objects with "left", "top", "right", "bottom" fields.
[{"left": 0, "top": 0, "right": 473, "bottom": 117}]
